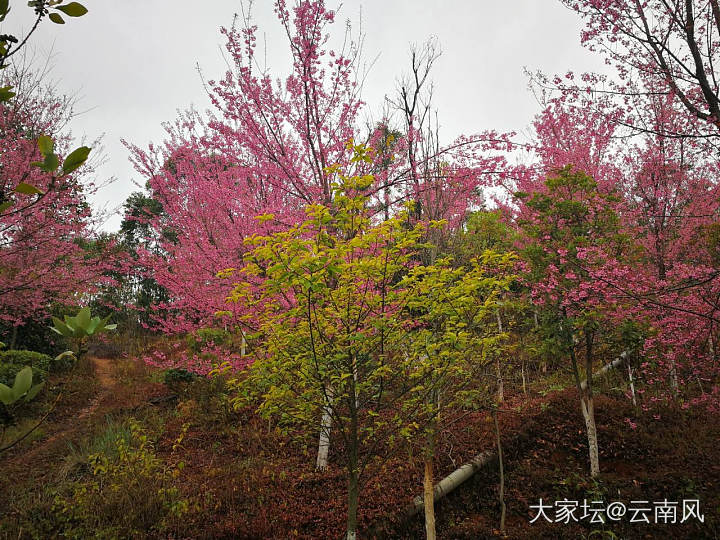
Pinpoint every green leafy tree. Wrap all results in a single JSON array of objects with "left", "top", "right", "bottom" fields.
[
  {"left": 226, "top": 152, "right": 432, "bottom": 540},
  {"left": 397, "top": 251, "right": 516, "bottom": 539}
]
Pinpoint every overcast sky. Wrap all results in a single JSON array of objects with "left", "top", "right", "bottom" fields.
[{"left": 6, "top": 1, "right": 607, "bottom": 231}]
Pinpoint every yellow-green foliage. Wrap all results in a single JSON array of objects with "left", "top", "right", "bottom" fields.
[
  {"left": 395, "top": 250, "right": 518, "bottom": 443},
  {"left": 52, "top": 419, "right": 188, "bottom": 539}
]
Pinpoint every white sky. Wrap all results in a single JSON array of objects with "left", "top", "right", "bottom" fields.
[{"left": 4, "top": 1, "right": 607, "bottom": 231}]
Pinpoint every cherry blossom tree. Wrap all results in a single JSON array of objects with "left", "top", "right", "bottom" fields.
[
  {"left": 127, "top": 1, "right": 509, "bottom": 331},
  {"left": 562, "top": 0, "right": 720, "bottom": 141},
  {"left": 0, "top": 66, "right": 101, "bottom": 327}
]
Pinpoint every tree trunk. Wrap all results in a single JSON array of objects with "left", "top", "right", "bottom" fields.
[
  {"left": 346, "top": 385, "right": 360, "bottom": 540},
  {"left": 423, "top": 430, "right": 436, "bottom": 540},
  {"left": 570, "top": 334, "right": 601, "bottom": 478},
  {"left": 580, "top": 395, "right": 600, "bottom": 478},
  {"left": 628, "top": 364, "right": 637, "bottom": 407},
  {"left": 521, "top": 361, "right": 527, "bottom": 396},
  {"left": 495, "top": 311, "right": 504, "bottom": 402},
  {"left": 423, "top": 455, "right": 436, "bottom": 540},
  {"left": 584, "top": 333, "right": 599, "bottom": 478},
  {"left": 580, "top": 352, "right": 628, "bottom": 390},
  {"left": 316, "top": 386, "right": 334, "bottom": 470},
  {"left": 492, "top": 409, "right": 506, "bottom": 535},
  {"left": 347, "top": 464, "right": 359, "bottom": 540},
  {"left": 495, "top": 359, "right": 504, "bottom": 403}
]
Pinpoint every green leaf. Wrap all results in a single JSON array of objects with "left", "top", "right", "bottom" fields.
[
  {"left": 0, "top": 201, "right": 12, "bottom": 213},
  {"left": 62, "top": 146, "right": 90, "bottom": 174},
  {"left": 0, "top": 383, "right": 13, "bottom": 405},
  {"left": 104, "top": 324, "right": 117, "bottom": 331},
  {"left": 87, "top": 316, "right": 101, "bottom": 334},
  {"left": 12, "top": 366, "right": 33, "bottom": 397},
  {"left": 54, "top": 351, "right": 75, "bottom": 363},
  {"left": 50, "top": 317, "right": 75, "bottom": 337},
  {"left": 42, "top": 153, "right": 59, "bottom": 172},
  {"left": 38, "top": 135, "right": 54, "bottom": 156},
  {"left": 49, "top": 12, "right": 65, "bottom": 24},
  {"left": 24, "top": 381, "right": 44, "bottom": 402},
  {"left": 0, "top": 0, "right": 10, "bottom": 22},
  {"left": 0, "top": 85, "right": 15, "bottom": 102},
  {"left": 15, "top": 182, "right": 43, "bottom": 195},
  {"left": 56, "top": 2, "right": 87, "bottom": 16},
  {"left": 76, "top": 306, "right": 91, "bottom": 331}
]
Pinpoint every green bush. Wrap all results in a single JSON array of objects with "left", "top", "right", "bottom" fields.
[
  {"left": 0, "top": 349, "right": 52, "bottom": 370},
  {"left": 0, "top": 362, "right": 46, "bottom": 387},
  {"left": 0, "top": 349, "right": 74, "bottom": 373},
  {"left": 185, "top": 327, "right": 232, "bottom": 353},
  {"left": 163, "top": 368, "right": 196, "bottom": 386},
  {"left": 52, "top": 419, "right": 188, "bottom": 538}
]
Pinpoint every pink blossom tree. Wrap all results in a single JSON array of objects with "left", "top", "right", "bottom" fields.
[{"left": 0, "top": 67, "right": 101, "bottom": 327}]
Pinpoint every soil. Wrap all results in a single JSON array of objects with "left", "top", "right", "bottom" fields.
[{"left": 1, "top": 356, "right": 718, "bottom": 539}]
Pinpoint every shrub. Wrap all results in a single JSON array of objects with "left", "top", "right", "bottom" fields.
[
  {"left": 0, "top": 350, "right": 52, "bottom": 371},
  {"left": 52, "top": 419, "right": 188, "bottom": 538},
  {"left": 185, "top": 327, "right": 232, "bottom": 353},
  {"left": 0, "top": 349, "right": 74, "bottom": 374},
  {"left": 183, "top": 370, "right": 233, "bottom": 425},
  {"left": 163, "top": 368, "right": 197, "bottom": 394}
]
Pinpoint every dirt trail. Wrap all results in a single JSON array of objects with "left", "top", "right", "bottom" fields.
[
  {"left": 73, "top": 356, "right": 115, "bottom": 421},
  {"left": 91, "top": 356, "right": 115, "bottom": 390},
  {"left": 0, "top": 356, "right": 117, "bottom": 466}
]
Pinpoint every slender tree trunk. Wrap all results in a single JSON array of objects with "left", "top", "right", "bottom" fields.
[
  {"left": 423, "top": 431, "right": 436, "bottom": 540},
  {"left": 346, "top": 385, "right": 360, "bottom": 540},
  {"left": 240, "top": 330, "right": 246, "bottom": 357},
  {"left": 492, "top": 409, "right": 506, "bottom": 535},
  {"left": 347, "top": 462, "right": 359, "bottom": 540},
  {"left": 581, "top": 395, "right": 600, "bottom": 478},
  {"left": 521, "top": 360, "right": 527, "bottom": 396},
  {"left": 584, "top": 333, "right": 599, "bottom": 477},
  {"left": 570, "top": 335, "right": 600, "bottom": 478},
  {"left": 495, "top": 359, "right": 504, "bottom": 403},
  {"left": 316, "top": 386, "right": 334, "bottom": 470},
  {"left": 495, "top": 311, "right": 504, "bottom": 402},
  {"left": 628, "top": 364, "right": 637, "bottom": 407}
]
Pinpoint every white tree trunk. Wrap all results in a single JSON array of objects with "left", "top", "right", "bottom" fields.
[
  {"left": 316, "top": 386, "right": 334, "bottom": 470},
  {"left": 580, "top": 352, "right": 628, "bottom": 391},
  {"left": 628, "top": 364, "right": 637, "bottom": 407},
  {"left": 580, "top": 395, "right": 600, "bottom": 478}
]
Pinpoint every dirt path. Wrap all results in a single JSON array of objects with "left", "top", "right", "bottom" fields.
[
  {"left": 92, "top": 356, "right": 115, "bottom": 391},
  {"left": 70, "top": 356, "right": 116, "bottom": 422},
  {"left": 0, "top": 357, "right": 115, "bottom": 465}
]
